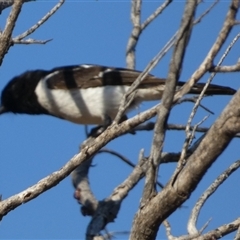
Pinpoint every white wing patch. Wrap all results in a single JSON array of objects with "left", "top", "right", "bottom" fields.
[{"left": 35, "top": 78, "right": 131, "bottom": 125}]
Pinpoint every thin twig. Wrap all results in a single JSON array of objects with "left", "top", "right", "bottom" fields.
[
  {"left": 210, "top": 61, "right": 240, "bottom": 72},
  {"left": 102, "top": 230, "right": 129, "bottom": 240},
  {"left": 98, "top": 148, "right": 164, "bottom": 188},
  {"left": 188, "top": 160, "right": 240, "bottom": 235},
  {"left": 13, "top": 0, "right": 65, "bottom": 41},
  {"left": 176, "top": 97, "right": 215, "bottom": 115},
  {"left": 209, "top": 33, "right": 240, "bottom": 72},
  {"left": 199, "top": 218, "right": 212, "bottom": 234},
  {"left": 193, "top": 0, "right": 220, "bottom": 25},
  {"left": 163, "top": 220, "right": 175, "bottom": 240},
  {"left": 234, "top": 225, "right": 240, "bottom": 240},
  {"left": 171, "top": 115, "right": 209, "bottom": 186},
  {"left": 115, "top": 33, "right": 176, "bottom": 124},
  {"left": 141, "top": 0, "right": 172, "bottom": 30},
  {"left": 12, "top": 38, "right": 52, "bottom": 44},
  {"left": 196, "top": 218, "right": 240, "bottom": 240}
]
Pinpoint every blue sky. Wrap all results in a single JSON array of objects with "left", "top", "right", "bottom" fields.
[{"left": 0, "top": 1, "right": 239, "bottom": 239}]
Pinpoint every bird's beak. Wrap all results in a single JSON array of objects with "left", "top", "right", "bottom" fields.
[{"left": 0, "top": 105, "right": 6, "bottom": 115}]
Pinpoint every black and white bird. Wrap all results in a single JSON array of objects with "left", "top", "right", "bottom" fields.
[{"left": 0, "top": 64, "right": 236, "bottom": 126}]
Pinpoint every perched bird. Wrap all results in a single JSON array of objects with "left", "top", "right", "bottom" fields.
[{"left": 0, "top": 64, "right": 236, "bottom": 126}]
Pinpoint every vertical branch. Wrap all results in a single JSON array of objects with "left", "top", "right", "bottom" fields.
[
  {"left": 126, "top": 0, "right": 142, "bottom": 69},
  {"left": 126, "top": 0, "right": 172, "bottom": 69},
  {"left": 0, "top": 0, "right": 24, "bottom": 65},
  {"left": 139, "top": 0, "right": 198, "bottom": 208},
  {"left": 71, "top": 157, "right": 98, "bottom": 216}
]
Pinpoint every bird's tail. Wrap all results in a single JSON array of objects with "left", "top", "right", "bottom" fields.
[
  {"left": 135, "top": 77, "right": 236, "bottom": 101},
  {"left": 178, "top": 81, "right": 236, "bottom": 96}
]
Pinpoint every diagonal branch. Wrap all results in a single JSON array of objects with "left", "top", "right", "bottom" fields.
[
  {"left": 141, "top": 0, "right": 172, "bottom": 30},
  {"left": 115, "top": 34, "right": 175, "bottom": 124},
  {"left": 193, "top": 0, "right": 220, "bottom": 25},
  {"left": 13, "top": 0, "right": 65, "bottom": 41}
]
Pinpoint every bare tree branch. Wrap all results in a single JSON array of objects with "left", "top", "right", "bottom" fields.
[
  {"left": 86, "top": 149, "right": 147, "bottom": 239},
  {"left": 126, "top": 0, "right": 172, "bottom": 69},
  {"left": 141, "top": 0, "right": 172, "bottom": 30},
  {"left": 71, "top": 157, "right": 98, "bottom": 217},
  {"left": 115, "top": 35, "right": 175, "bottom": 124},
  {"left": 210, "top": 62, "right": 240, "bottom": 72},
  {"left": 234, "top": 225, "right": 240, "bottom": 240},
  {"left": 193, "top": 0, "right": 220, "bottom": 25},
  {"left": 164, "top": 217, "right": 238, "bottom": 240},
  {"left": 176, "top": 97, "right": 215, "bottom": 114},
  {"left": 167, "top": 123, "right": 208, "bottom": 133},
  {"left": 126, "top": 0, "right": 218, "bottom": 70},
  {"left": 1, "top": 59, "right": 238, "bottom": 224},
  {"left": 0, "top": 0, "right": 24, "bottom": 65},
  {"left": 0, "top": 1, "right": 239, "bottom": 238},
  {"left": 118, "top": 0, "right": 221, "bottom": 127},
  {"left": 175, "top": 0, "right": 239, "bottom": 101},
  {"left": 210, "top": 32, "right": 240, "bottom": 73},
  {"left": 127, "top": 87, "right": 240, "bottom": 240},
  {"left": 126, "top": 0, "right": 142, "bottom": 69},
  {"left": 98, "top": 148, "right": 164, "bottom": 188},
  {"left": 102, "top": 230, "right": 129, "bottom": 240},
  {"left": 98, "top": 148, "right": 138, "bottom": 168},
  {"left": 123, "top": 0, "right": 224, "bottom": 123},
  {"left": 12, "top": 38, "right": 52, "bottom": 44},
  {"left": 0, "top": 0, "right": 32, "bottom": 14},
  {"left": 163, "top": 220, "right": 175, "bottom": 240},
  {"left": 177, "top": 115, "right": 209, "bottom": 170},
  {"left": 195, "top": 218, "right": 240, "bottom": 240},
  {"left": 188, "top": 160, "right": 240, "bottom": 235},
  {"left": 171, "top": 27, "right": 238, "bottom": 184},
  {"left": 130, "top": 1, "right": 198, "bottom": 238},
  {"left": 13, "top": 0, "right": 65, "bottom": 41},
  {"left": 140, "top": 0, "right": 198, "bottom": 209}
]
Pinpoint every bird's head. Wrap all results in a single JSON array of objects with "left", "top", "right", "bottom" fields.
[
  {"left": 0, "top": 70, "right": 50, "bottom": 115},
  {"left": 0, "top": 75, "right": 26, "bottom": 115}
]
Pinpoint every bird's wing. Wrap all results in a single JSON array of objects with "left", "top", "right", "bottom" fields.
[
  {"left": 43, "top": 64, "right": 236, "bottom": 95},
  {"left": 45, "top": 64, "right": 166, "bottom": 90}
]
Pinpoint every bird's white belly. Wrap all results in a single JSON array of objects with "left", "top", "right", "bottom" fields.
[{"left": 35, "top": 81, "right": 131, "bottom": 124}]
